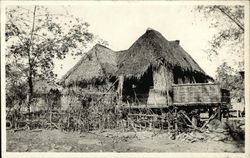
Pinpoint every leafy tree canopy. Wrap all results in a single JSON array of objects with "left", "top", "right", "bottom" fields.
[
  {"left": 6, "top": 6, "right": 107, "bottom": 109},
  {"left": 194, "top": 5, "right": 245, "bottom": 105},
  {"left": 194, "top": 5, "right": 244, "bottom": 66},
  {"left": 215, "top": 62, "right": 244, "bottom": 103},
  {"left": 6, "top": 6, "right": 97, "bottom": 80}
]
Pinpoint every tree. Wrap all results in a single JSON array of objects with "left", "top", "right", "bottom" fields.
[
  {"left": 194, "top": 5, "right": 245, "bottom": 105},
  {"left": 6, "top": 49, "right": 28, "bottom": 109},
  {"left": 194, "top": 5, "right": 244, "bottom": 65},
  {"left": 6, "top": 6, "right": 97, "bottom": 112},
  {"left": 6, "top": 71, "right": 27, "bottom": 109},
  {"left": 215, "top": 62, "right": 244, "bottom": 106}
]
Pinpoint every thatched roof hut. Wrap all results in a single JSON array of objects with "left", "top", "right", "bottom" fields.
[
  {"left": 33, "top": 79, "right": 61, "bottom": 95},
  {"left": 60, "top": 28, "right": 214, "bottom": 107},
  {"left": 60, "top": 44, "right": 118, "bottom": 86},
  {"left": 117, "top": 28, "right": 212, "bottom": 81},
  {"left": 59, "top": 44, "right": 121, "bottom": 111},
  {"left": 115, "top": 28, "right": 213, "bottom": 106}
]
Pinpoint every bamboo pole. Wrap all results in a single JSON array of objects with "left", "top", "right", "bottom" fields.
[
  {"left": 127, "top": 116, "right": 137, "bottom": 134},
  {"left": 200, "top": 112, "right": 217, "bottom": 130},
  {"left": 93, "top": 78, "right": 119, "bottom": 107},
  {"left": 217, "top": 105, "right": 221, "bottom": 121},
  {"left": 174, "top": 107, "right": 178, "bottom": 130}
]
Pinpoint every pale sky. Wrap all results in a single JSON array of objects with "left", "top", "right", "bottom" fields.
[{"left": 49, "top": 4, "right": 242, "bottom": 80}]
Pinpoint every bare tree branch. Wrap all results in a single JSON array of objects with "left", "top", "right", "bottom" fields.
[{"left": 215, "top": 6, "right": 244, "bottom": 32}]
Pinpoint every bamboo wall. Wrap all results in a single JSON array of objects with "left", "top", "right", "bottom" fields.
[
  {"left": 153, "top": 66, "right": 167, "bottom": 91},
  {"left": 61, "top": 80, "right": 117, "bottom": 111},
  {"left": 119, "top": 65, "right": 211, "bottom": 108},
  {"left": 147, "top": 66, "right": 174, "bottom": 106},
  {"left": 172, "top": 83, "right": 221, "bottom": 106}
]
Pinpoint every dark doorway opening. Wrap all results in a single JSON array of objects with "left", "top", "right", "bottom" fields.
[{"left": 122, "top": 68, "right": 154, "bottom": 105}]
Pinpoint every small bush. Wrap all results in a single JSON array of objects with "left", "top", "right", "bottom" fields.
[{"left": 224, "top": 120, "right": 245, "bottom": 141}]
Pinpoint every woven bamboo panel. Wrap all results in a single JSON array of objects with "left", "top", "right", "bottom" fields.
[
  {"left": 172, "top": 83, "right": 221, "bottom": 105},
  {"left": 147, "top": 89, "right": 167, "bottom": 106}
]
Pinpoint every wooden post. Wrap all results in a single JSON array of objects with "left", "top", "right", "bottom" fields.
[
  {"left": 87, "top": 119, "right": 89, "bottom": 132},
  {"left": 160, "top": 109, "right": 164, "bottom": 129},
  {"left": 49, "top": 111, "right": 52, "bottom": 125},
  {"left": 78, "top": 109, "right": 82, "bottom": 132},
  {"left": 217, "top": 105, "right": 221, "bottom": 121},
  {"left": 226, "top": 108, "right": 229, "bottom": 121},
  {"left": 191, "top": 116, "right": 198, "bottom": 127},
  {"left": 192, "top": 76, "right": 196, "bottom": 83},
  {"left": 165, "top": 68, "right": 170, "bottom": 106},
  {"left": 174, "top": 107, "right": 178, "bottom": 130},
  {"left": 118, "top": 75, "right": 124, "bottom": 103},
  {"left": 149, "top": 119, "right": 152, "bottom": 130},
  {"left": 167, "top": 120, "right": 170, "bottom": 130}
]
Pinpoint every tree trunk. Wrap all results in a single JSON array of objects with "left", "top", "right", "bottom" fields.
[
  {"left": 27, "top": 6, "right": 37, "bottom": 113},
  {"left": 27, "top": 76, "right": 33, "bottom": 113}
]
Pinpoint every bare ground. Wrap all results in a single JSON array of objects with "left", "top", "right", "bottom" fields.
[{"left": 6, "top": 129, "right": 244, "bottom": 152}]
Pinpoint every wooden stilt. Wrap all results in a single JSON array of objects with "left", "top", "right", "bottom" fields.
[
  {"left": 217, "top": 105, "right": 221, "bottom": 121},
  {"left": 191, "top": 116, "right": 198, "bottom": 127},
  {"left": 174, "top": 107, "right": 178, "bottom": 130}
]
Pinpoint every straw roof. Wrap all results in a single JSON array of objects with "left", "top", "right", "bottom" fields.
[
  {"left": 61, "top": 28, "right": 212, "bottom": 86},
  {"left": 60, "top": 44, "right": 118, "bottom": 86},
  {"left": 33, "top": 79, "right": 61, "bottom": 94},
  {"left": 117, "top": 28, "right": 212, "bottom": 80}
]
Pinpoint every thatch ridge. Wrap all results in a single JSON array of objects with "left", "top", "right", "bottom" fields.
[{"left": 117, "top": 29, "right": 212, "bottom": 80}]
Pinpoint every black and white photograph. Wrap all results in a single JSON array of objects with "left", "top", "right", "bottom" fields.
[{"left": 1, "top": 0, "right": 249, "bottom": 157}]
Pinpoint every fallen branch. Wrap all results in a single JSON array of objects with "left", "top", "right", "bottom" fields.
[
  {"left": 178, "top": 110, "right": 210, "bottom": 132},
  {"left": 30, "top": 129, "right": 42, "bottom": 132},
  {"left": 179, "top": 111, "right": 201, "bottom": 130},
  {"left": 179, "top": 111, "right": 193, "bottom": 125},
  {"left": 13, "top": 128, "right": 26, "bottom": 132},
  {"left": 186, "top": 124, "right": 204, "bottom": 133},
  {"left": 87, "top": 131, "right": 99, "bottom": 135}
]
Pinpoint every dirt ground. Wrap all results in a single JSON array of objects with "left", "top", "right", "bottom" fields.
[{"left": 6, "top": 128, "right": 244, "bottom": 152}]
